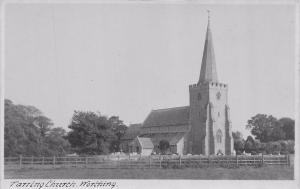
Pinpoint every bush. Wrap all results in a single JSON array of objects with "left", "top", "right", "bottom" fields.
[
  {"left": 234, "top": 139, "right": 245, "bottom": 153},
  {"left": 264, "top": 140, "right": 294, "bottom": 154},
  {"left": 279, "top": 140, "right": 288, "bottom": 154},
  {"left": 272, "top": 151, "right": 280, "bottom": 155},
  {"left": 286, "top": 140, "right": 294, "bottom": 154}
]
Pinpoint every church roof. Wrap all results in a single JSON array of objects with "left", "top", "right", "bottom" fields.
[
  {"left": 137, "top": 137, "right": 154, "bottom": 149},
  {"left": 122, "top": 123, "right": 142, "bottom": 140},
  {"left": 198, "top": 16, "right": 218, "bottom": 84},
  {"left": 146, "top": 133, "right": 186, "bottom": 145},
  {"left": 143, "top": 106, "right": 190, "bottom": 127}
]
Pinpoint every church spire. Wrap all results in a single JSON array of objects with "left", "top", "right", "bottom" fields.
[{"left": 198, "top": 11, "right": 218, "bottom": 84}]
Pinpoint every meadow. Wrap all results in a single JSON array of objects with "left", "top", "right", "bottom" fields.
[{"left": 5, "top": 166, "right": 293, "bottom": 180}]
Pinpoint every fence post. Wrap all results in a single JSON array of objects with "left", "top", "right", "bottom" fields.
[
  {"left": 149, "top": 155, "right": 151, "bottom": 168},
  {"left": 31, "top": 156, "right": 34, "bottom": 167},
  {"left": 208, "top": 155, "right": 210, "bottom": 166},
  {"left": 286, "top": 154, "right": 290, "bottom": 167},
  {"left": 262, "top": 154, "right": 264, "bottom": 166},
  {"left": 53, "top": 156, "right": 56, "bottom": 167},
  {"left": 42, "top": 156, "right": 44, "bottom": 166},
  {"left": 179, "top": 155, "right": 182, "bottom": 168},
  {"left": 159, "top": 155, "right": 162, "bottom": 168},
  {"left": 236, "top": 155, "right": 238, "bottom": 167},
  {"left": 85, "top": 157, "right": 88, "bottom": 167},
  {"left": 19, "top": 155, "right": 22, "bottom": 168}
]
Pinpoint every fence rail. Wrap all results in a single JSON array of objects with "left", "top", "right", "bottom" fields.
[{"left": 4, "top": 154, "right": 290, "bottom": 170}]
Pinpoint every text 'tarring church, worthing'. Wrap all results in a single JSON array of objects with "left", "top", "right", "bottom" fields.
[{"left": 121, "top": 16, "right": 234, "bottom": 156}]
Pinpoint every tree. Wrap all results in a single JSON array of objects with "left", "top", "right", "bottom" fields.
[
  {"left": 246, "top": 114, "right": 278, "bottom": 142},
  {"left": 5, "top": 99, "right": 41, "bottom": 156},
  {"left": 108, "top": 116, "right": 128, "bottom": 152},
  {"left": 234, "top": 139, "right": 245, "bottom": 154},
  {"left": 44, "top": 127, "right": 70, "bottom": 156},
  {"left": 232, "top": 131, "right": 243, "bottom": 141},
  {"left": 270, "top": 122, "right": 285, "bottom": 141},
  {"left": 67, "top": 111, "right": 126, "bottom": 155},
  {"left": 4, "top": 99, "right": 69, "bottom": 157},
  {"left": 244, "top": 136, "right": 255, "bottom": 153},
  {"left": 278, "top": 118, "right": 294, "bottom": 140},
  {"left": 265, "top": 141, "right": 281, "bottom": 155},
  {"left": 33, "top": 115, "right": 53, "bottom": 137}
]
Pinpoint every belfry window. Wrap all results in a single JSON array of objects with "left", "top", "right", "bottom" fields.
[{"left": 216, "top": 129, "right": 222, "bottom": 143}]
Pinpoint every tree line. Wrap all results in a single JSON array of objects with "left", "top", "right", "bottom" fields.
[
  {"left": 233, "top": 114, "right": 295, "bottom": 155},
  {"left": 4, "top": 99, "right": 127, "bottom": 157},
  {"left": 4, "top": 99, "right": 295, "bottom": 157}
]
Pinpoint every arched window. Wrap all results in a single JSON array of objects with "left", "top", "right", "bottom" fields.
[{"left": 216, "top": 129, "right": 222, "bottom": 143}]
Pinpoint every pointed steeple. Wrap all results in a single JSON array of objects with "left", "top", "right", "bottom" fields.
[{"left": 198, "top": 11, "right": 218, "bottom": 84}]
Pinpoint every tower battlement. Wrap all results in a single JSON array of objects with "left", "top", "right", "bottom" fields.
[{"left": 189, "top": 82, "right": 228, "bottom": 89}]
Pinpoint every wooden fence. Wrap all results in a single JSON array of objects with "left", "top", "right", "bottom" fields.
[{"left": 4, "top": 154, "right": 290, "bottom": 170}]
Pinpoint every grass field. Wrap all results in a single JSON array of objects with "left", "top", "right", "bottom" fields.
[{"left": 5, "top": 166, "right": 294, "bottom": 180}]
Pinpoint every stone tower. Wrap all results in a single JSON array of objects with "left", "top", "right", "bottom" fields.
[{"left": 187, "top": 14, "right": 233, "bottom": 155}]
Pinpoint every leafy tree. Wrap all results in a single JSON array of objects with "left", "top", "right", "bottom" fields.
[
  {"left": 33, "top": 115, "right": 53, "bottom": 137},
  {"left": 253, "top": 140, "right": 263, "bottom": 154},
  {"left": 67, "top": 111, "right": 126, "bottom": 155},
  {"left": 232, "top": 131, "right": 243, "bottom": 141},
  {"left": 234, "top": 139, "right": 245, "bottom": 154},
  {"left": 108, "top": 116, "right": 127, "bottom": 152},
  {"left": 5, "top": 99, "right": 41, "bottom": 156},
  {"left": 270, "top": 123, "right": 285, "bottom": 141},
  {"left": 244, "top": 136, "right": 255, "bottom": 153},
  {"left": 4, "top": 99, "right": 70, "bottom": 157},
  {"left": 44, "top": 127, "right": 71, "bottom": 156},
  {"left": 278, "top": 118, "right": 294, "bottom": 140},
  {"left": 246, "top": 114, "right": 295, "bottom": 142},
  {"left": 246, "top": 114, "right": 292, "bottom": 142}
]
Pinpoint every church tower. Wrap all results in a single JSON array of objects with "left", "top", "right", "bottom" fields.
[{"left": 187, "top": 13, "right": 233, "bottom": 155}]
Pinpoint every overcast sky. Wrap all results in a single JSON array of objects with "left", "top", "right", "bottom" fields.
[{"left": 4, "top": 3, "right": 296, "bottom": 137}]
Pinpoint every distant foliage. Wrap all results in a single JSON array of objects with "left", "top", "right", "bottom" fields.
[
  {"left": 246, "top": 114, "right": 294, "bottom": 142},
  {"left": 4, "top": 99, "right": 70, "bottom": 157},
  {"left": 67, "top": 111, "right": 127, "bottom": 155},
  {"left": 233, "top": 137, "right": 294, "bottom": 155},
  {"left": 233, "top": 113, "right": 294, "bottom": 155}
]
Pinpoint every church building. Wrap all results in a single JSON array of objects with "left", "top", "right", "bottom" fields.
[{"left": 123, "top": 16, "right": 233, "bottom": 156}]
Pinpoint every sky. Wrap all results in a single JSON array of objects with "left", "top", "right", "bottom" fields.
[{"left": 4, "top": 3, "right": 296, "bottom": 137}]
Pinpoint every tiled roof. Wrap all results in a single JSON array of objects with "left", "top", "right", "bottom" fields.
[
  {"left": 137, "top": 137, "right": 154, "bottom": 149},
  {"left": 143, "top": 106, "right": 190, "bottom": 127},
  {"left": 144, "top": 133, "right": 186, "bottom": 145},
  {"left": 122, "top": 124, "right": 142, "bottom": 140}
]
